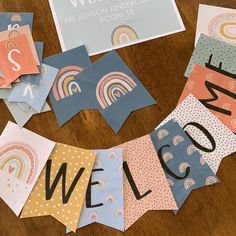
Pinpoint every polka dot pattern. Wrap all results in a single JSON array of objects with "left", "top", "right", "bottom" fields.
[
  {"left": 117, "top": 135, "right": 178, "bottom": 230},
  {"left": 185, "top": 34, "right": 236, "bottom": 77},
  {"left": 208, "top": 13, "right": 236, "bottom": 46},
  {"left": 157, "top": 94, "right": 236, "bottom": 173},
  {"left": 179, "top": 64, "right": 236, "bottom": 133},
  {"left": 151, "top": 120, "right": 219, "bottom": 210},
  {"left": 20, "top": 143, "right": 96, "bottom": 232}
]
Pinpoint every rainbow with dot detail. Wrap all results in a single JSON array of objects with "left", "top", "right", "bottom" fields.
[{"left": 0, "top": 142, "right": 38, "bottom": 184}]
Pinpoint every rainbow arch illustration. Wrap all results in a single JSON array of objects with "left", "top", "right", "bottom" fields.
[
  {"left": 96, "top": 71, "right": 137, "bottom": 109},
  {"left": 208, "top": 13, "right": 236, "bottom": 45},
  {"left": 11, "top": 14, "right": 22, "bottom": 22},
  {"left": 111, "top": 25, "right": 138, "bottom": 46},
  {"left": 0, "top": 142, "right": 38, "bottom": 184},
  {"left": 52, "top": 65, "right": 83, "bottom": 101}
]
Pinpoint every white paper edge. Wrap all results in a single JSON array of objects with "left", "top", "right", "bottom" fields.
[
  {"left": 48, "top": 0, "right": 66, "bottom": 51},
  {"left": 48, "top": 0, "right": 186, "bottom": 56},
  {"left": 195, "top": 4, "right": 205, "bottom": 47}
]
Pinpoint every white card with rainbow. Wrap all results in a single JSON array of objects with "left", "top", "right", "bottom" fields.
[
  {"left": 0, "top": 121, "right": 55, "bottom": 216},
  {"left": 48, "top": 0, "right": 185, "bottom": 55},
  {"left": 195, "top": 4, "right": 236, "bottom": 46}
]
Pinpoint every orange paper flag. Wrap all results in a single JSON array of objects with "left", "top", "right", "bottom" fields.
[
  {"left": 0, "top": 34, "right": 39, "bottom": 86},
  {"left": 178, "top": 64, "right": 236, "bottom": 133},
  {"left": 0, "top": 25, "right": 39, "bottom": 64}
]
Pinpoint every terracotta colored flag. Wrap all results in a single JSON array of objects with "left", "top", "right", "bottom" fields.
[{"left": 117, "top": 135, "right": 178, "bottom": 230}]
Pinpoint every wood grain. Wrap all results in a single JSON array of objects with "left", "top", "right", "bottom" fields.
[{"left": 0, "top": 0, "right": 235, "bottom": 235}]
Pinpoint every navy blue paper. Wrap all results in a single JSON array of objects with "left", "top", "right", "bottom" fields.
[
  {"left": 0, "top": 12, "right": 33, "bottom": 31},
  {"left": 150, "top": 120, "right": 219, "bottom": 210},
  {"left": 44, "top": 45, "right": 93, "bottom": 126},
  {"left": 75, "top": 50, "right": 156, "bottom": 133}
]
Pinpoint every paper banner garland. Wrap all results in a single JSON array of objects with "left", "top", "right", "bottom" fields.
[
  {"left": 0, "top": 121, "right": 55, "bottom": 216},
  {"left": 75, "top": 50, "right": 156, "bottom": 133},
  {"left": 67, "top": 148, "right": 124, "bottom": 233},
  {"left": 0, "top": 4, "right": 234, "bottom": 234},
  {"left": 21, "top": 143, "right": 96, "bottom": 233},
  {"left": 151, "top": 120, "right": 219, "bottom": 210},
  {"left": 43, "top": 45, "right": 93, "bottom": 127},
  {"left": 157, "top": 94, "right": 236, "bottom": 173},
  {"left": 179, "top": 64, "right": 236, "bottom": 133},
  {"left": 117, "top": 134, "right": 178, "bottom": 230}
]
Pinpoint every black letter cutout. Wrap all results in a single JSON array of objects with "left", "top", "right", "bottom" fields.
[
  {"left": 86, "top": 168, "right": 104, "bottom": 208},
  {"left": 205, "top": 54, "right": 236, "bottom": 79},
  {"left": 158, "top": 145, "right": 190, "bottom": 180},
  {"left": 183, "top": 122, "right": 216, "bottom": 153},
  {"left": 123, "top": 161, "right": 152, "bottom": 200},
  {"left": 199, "top": 81, "right": 236, "bottom": 116},
  {"left": 45, "top": 160, "right": 85, "bottom": 204}
]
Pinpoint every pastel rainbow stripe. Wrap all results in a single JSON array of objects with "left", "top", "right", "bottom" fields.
[
  {"left": 11, "top": 14, "right": 22, "bottom": 22},
  {"left": 112, "top": 25, "right": 138, "bottom": 46},
  {"left": 96, "top": 71, "right": 137, "bottom": 109},
  {"left": 52, "top": 65, "right": 83, "bottom": 101}
]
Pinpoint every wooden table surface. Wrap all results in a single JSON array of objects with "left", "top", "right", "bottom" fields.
[{"left": 0, "top": 0, "right": 235, "bottom": 235}]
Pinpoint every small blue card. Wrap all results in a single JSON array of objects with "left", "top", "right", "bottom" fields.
[
  {"left": 21, "top": 42, "right": 44, "bottom": 85},
  {"left": 150, "top": 120, "right": 219, "bottom": 210},
  {"left": 67, "top": 148, "right": 124, "bottom": 233},
  {"left": 0, "top": 12, "right": 33, "bottom": 31},
  {"left": 43, "top": 45, "right": 93, "bottom": 127},
  {"left": 75, "top": 50, "right": 156, "bottom": 133},
  {"left": 8, "top": 64, "right": 59, "bottom": 113},
  {"left": 4, "top": 100, "right": 51, "bottom": 127}
]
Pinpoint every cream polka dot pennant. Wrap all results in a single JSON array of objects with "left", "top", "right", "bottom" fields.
[{"left": 20, "top": 143, "right": 96, "bottom": 232}]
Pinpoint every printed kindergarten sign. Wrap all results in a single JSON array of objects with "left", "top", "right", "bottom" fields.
[{"left": 49, "top": 0, "right": 185, "bottom": 55}]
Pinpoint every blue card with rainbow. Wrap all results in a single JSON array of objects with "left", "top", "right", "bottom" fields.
[
  {"left": 0, "top": 12, "right": 33, "bottom": 31},
  {"left": 75, "top": 50, "right": 156, "bottom": 133},
  {"left": 150, "top": 120, "right": 219, "bottom": 210},
  {"left": 44, "top": 45, "right": 93, "bottom": 126},
  {"left": 67, "top": 148, "right": 124, "bottom": 233}
]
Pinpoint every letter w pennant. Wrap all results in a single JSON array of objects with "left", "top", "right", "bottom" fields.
[{"left": 21, "top": 143, "right": 96, "bottom": 233}]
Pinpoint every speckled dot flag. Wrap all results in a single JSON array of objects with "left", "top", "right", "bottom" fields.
[{"left": 21, "top": 143, "right": 96, "bottom": 232}]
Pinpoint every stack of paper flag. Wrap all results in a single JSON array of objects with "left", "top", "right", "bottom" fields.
[{"left": 0, "top": 12, "right": 58, "bottom": 127}]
